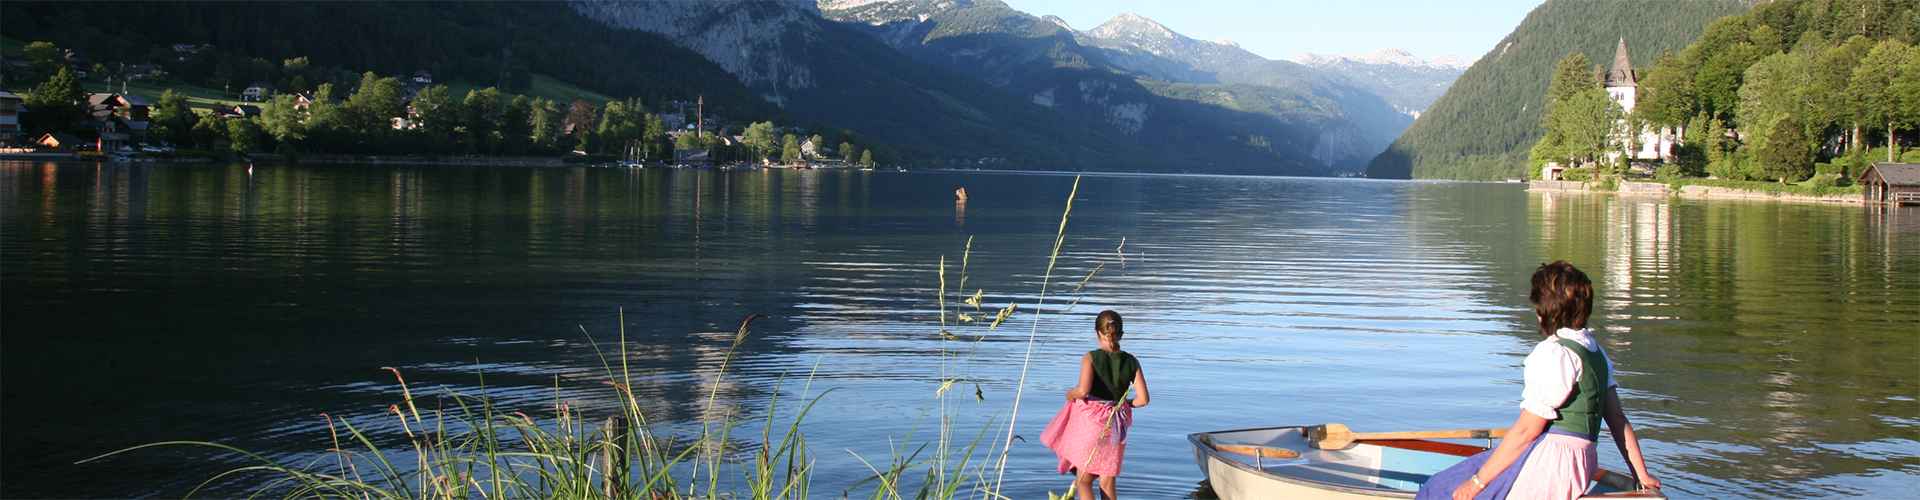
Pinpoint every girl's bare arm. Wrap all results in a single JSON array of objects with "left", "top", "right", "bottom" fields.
[
  {"left": 1130, "top": 366, "right": 1150, "bottom": 407},
  {"left": 1065, "top": 352, "right": 1094, "bottom": 401}
]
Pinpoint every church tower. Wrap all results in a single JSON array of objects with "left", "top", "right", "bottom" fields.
[{"left": 1603, "top": 38, "right": 1638, "bottom": 113}]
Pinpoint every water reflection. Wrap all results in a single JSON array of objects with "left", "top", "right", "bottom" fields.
[
  {"left": 1532, "top": 191, "right": 1919, "bottom": 498},
  {"left": 0, "top": 164, "right": 1912, "bottom": 499}
]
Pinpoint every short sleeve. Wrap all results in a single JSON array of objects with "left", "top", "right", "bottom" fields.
[{"left": 1519, "top": 341, "right": 1581, "bottom": 420}]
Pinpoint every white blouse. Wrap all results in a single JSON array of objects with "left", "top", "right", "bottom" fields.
[{"left": 1519, "top": 327, "right": 1618, "bottom": 420}]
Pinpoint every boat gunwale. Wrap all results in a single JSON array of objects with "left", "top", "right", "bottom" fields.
[
  {"left": 1189, "top": 427, "right": 1666, "bottom": 499},
  {"left": 1190, "top": 427, "right": 1417, "bottom": 498}
]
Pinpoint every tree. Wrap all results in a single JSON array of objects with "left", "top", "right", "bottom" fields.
[
  {"left": 528, "top": 97, "right": 560, "bottom": 149},
  {"left": 741, "top": 121, "right": 778, "bottom": 161},
  {"left": 190, "top": 113, "right": 226, "bottom": 149},
  {"left": 1850, "top": 40, "right": 1916, "bottom": 161},
  {"left": 22, "top": 67, "right": 87, "bottom": 134},
  {"left": 227, "top": 118, "right": 267, "bottom": 152},
  {"left": 1753, "top": 114, "right": 1814, "bottom": 181},
  {"left": 781, "top": 134, "right": 800, "bottom": 164},
  {"left": 499, "top": 95, "right": 533, "bottom": 155},
  {"left": 860, "top": 149, "right": 874, "bottom": 168},
  {"left": 344, "top": 72, "right": 404, "bottom": 131},
  {"left": 808, "top": 134, "right": 825, "bottom": 156},
  {"left": 1636, "top": 52, "right": 1695, "bottom": 129},
  {"left": 463, "top": 87, "right": 504, "bottom": 152},
  {"left": 23, "top": 41, "right": 64, "bottom": 76},
  {"left": 1531, "top": 53, "right": 1617, "bottom": 169},
  {"left": 563, "top": 99, "right": 597, "bottom": 142},
  {"left": 259, "top": 93, "right": 307, "bottom": 147},
  {"left": 411, "top": 85, "right": 462, "bottom": 134},
  {"left": 840, "top": 142, "right": 857, "bottom": 163},
  {"left": 1810, "top": 36, "right": 1876, "bottom": 154},
  {"left": 149, "top": 90, "right": 197, "bottom": 145}
]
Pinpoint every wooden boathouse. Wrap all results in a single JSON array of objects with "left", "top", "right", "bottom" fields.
[{"left": 1860, "top": 162, "right": 1920, "bottom": 205}]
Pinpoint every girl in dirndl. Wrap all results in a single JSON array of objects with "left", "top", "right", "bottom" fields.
[
  {"left": 1042, "top": 310, "right": 1151, "bottom": 500},
  {"left": 1417, "top": 261, "right": 1662, "bottom": 500}
]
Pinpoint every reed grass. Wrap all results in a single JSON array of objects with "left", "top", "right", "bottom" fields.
[{"left": 81, "top": 176, "right": 1111, "bottom": 500}]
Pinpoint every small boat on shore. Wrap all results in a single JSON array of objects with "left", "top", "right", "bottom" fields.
[{"left": 1190, "top": 426, "right": 1663, "bottom": 500}]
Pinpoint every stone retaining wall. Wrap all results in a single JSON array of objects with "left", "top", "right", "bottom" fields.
[
  {"left": 1617, "top": 181, "right": 1670, "bottom": 196},
  {"left": 1674, "top": 185, "right": 1860, "bottom": 204},
  {"left": 1527, "top": 180, "right": 1590, "bottom": 192}
]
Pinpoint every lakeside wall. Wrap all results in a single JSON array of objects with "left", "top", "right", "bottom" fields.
[{"left": 1526, "top": 180, "right": 1861, "bottom": 204}]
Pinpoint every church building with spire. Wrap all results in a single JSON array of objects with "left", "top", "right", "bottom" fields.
[{"left": 1604, "top": 38, "right": 1674, "bottom": 164}]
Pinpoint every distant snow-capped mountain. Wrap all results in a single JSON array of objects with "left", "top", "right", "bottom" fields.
[
  {"left": 1286, "top": 48, "right": 1470, "bottom": 117},
  {"left": 1289, "top": 47, "right": 1475, "bottom": 71}
]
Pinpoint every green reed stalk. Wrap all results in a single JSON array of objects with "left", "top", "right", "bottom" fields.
[{"left": 990, "top": 175, "right": 1081, "bottom": 492}]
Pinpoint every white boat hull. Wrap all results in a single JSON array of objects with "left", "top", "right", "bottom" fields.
[{"left": 1190, "top": 426, "right": 1664, "bottom": 500}]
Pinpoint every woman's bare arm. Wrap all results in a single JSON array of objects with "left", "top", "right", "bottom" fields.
[
  {"left": 1065, "top": 352, "right": 1094, "bottom": 401},
  {"left": 1452, "top": 410, "right": 1551, "bottom": 500},
  {"left": 1603, "top": 387, "right": 1661, "bottom": 489}
]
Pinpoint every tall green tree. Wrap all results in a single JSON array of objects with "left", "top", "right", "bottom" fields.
[
  {"left": 741, "top": 121, "right": 778, "bottom": 161},
  {"left": 841, "top": 142, "right": 858, "bottom": 163},
  {"left": 860, "top": 149, "right": 874, "bottom": 168},
  {"left": 226, "top": 117, "right": 266, "bottom": 152},
  {"left": 1809, "top": 36, "right": 1876, "bottom": 154},
  {"left": 149, "top": 90, "right": 197, "bottom": 145},
  {"left": 23, "top": 67, "right": 87, "bottom": 134},
  {"left": 1636, "top": 52, "right": 1696, "bottom": 129},
  {"left": 411, "top": 85, "right": 461, "bottom": 134},
  {"left": 1753, "top": 114, "right": 1815, "bottom": 181},
  {"left": 1850, "top": 40, "right": 1916, "bottom": 161},
  {"left": 781, "top": 134, "right": 800, "bottom": 164},
  {"left": 345, "top": 72, "right": 404, "bottom": 131},
  {"left": 259, "top": 93, "right": 306, "bottom": 147}
]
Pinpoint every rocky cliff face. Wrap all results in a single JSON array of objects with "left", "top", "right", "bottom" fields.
[{"left": 571, "top": 0, "right": 823, "bottom": 107}]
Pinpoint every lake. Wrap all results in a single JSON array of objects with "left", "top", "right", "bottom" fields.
[{"left": 2, "top": 163, "right": 1915, "bottom": 499}]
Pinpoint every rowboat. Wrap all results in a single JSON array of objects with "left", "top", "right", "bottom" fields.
[{"left": 1189, "top": 426, "right": 1664, "bottom": 499}]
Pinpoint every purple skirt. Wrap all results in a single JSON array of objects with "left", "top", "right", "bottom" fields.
[{"left": 1414, "top": 428, "right": 1594, "bottom": 500}]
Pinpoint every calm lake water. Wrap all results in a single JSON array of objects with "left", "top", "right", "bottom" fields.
[{"left": 2, "top": 163, "right": 1915, "bottom": 499}]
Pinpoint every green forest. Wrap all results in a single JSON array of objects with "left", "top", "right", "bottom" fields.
[
  {"left": 0, "top": 2, "right": 891, "bottom": 164},
  {"left": 1368, "top": 0, "right": 1750, "bottom": 180},
  {"left": 1614, "top": 0, "right": 1920, "bottom": 182}
]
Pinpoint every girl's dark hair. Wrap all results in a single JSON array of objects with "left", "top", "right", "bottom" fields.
[
  {"left": 1096, "top": 310, "right": 1124, "bottom": 340},
  {"left": 1530, "top": 261, "right": 1593, "bottom": 337}
]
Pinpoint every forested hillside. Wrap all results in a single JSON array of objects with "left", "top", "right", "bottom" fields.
[
  {"left": 1, "top": 1, "right": 779, "bottom": 121},
  {"left": 1368, "top": 0, "right": 1748, "bottom": 180},
  {"left": 1615, "top": 0, "right": 1920, "bottom": 182}
]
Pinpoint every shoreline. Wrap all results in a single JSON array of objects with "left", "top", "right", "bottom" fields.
[{"left": 1528, "top": 180, "right": 1864, "bottom": 204}]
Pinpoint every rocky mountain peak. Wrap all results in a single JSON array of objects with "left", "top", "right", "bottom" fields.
[{"left": 1087, "top": 12, "right": 1181, "bottom": 41}]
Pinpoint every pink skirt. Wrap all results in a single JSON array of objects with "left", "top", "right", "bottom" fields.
[
  {"left": 1507, "top": 432, "right": 1598, "bottom": 499},
  {"left": 1039, "top": 397, "right": 1133, "bottom": 477}
]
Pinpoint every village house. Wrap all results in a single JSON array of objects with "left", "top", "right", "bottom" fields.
[
  {"left": 0, "top": 87, "right": 22, "bottom": 147},
  {"left": 242, "top": 82, "right": 277, "bottom": 101},
  {"left": 1860, "top": 162, "right": 1920, "bottom": 205},
  {"left": 84, "top": 93, "right": 151, "bottom": 152},
  {"left": 37, "top": 133, "right": 82, "bottom": 152},
  {"left": 118, "top": 62, "right": 165, "bottom": 80},
  {"left": 220, "top": 104, "right": 262, "bottom": 119},
  {"left": 411, "top": 70, "right": 433, "bottom": 84},
  {"left": 171, "top": 43, "right": 202, "bottom": 61},
  {"left": 799, "top": 137, "right": 819, "bottom": 158}
]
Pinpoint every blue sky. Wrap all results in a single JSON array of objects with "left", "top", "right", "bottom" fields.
[{"left": 997, "top": 0, "right": 1545, "bottom": 62}]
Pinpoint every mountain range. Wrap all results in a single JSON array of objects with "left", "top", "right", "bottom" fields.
[{"left": 575, "top": 0, "right": 1468, "bottom": 174}]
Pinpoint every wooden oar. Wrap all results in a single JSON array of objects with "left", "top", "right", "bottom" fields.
[{"left": 1307, "top": 423, "right": 1508, "bottom": 450}]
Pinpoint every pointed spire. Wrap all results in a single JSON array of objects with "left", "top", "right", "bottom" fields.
[{"left": 1605, "top": 37, "right": 1637, "bottom": 87}]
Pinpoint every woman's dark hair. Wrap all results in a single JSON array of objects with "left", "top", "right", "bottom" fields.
[
  {"left": 1530, "top": 261, "right": 1593, "bottom": 337},
  {"left": 1096, "top": 310, "right": 1124, "bottom": 340}
]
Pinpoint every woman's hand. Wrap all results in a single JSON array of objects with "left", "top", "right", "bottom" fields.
[
  {"left": 1638, "top": 471, "right": 1662, "bottom": 490},
  {"left": 1451, "top": 478, "right": 1483, "bottom": 500}
]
